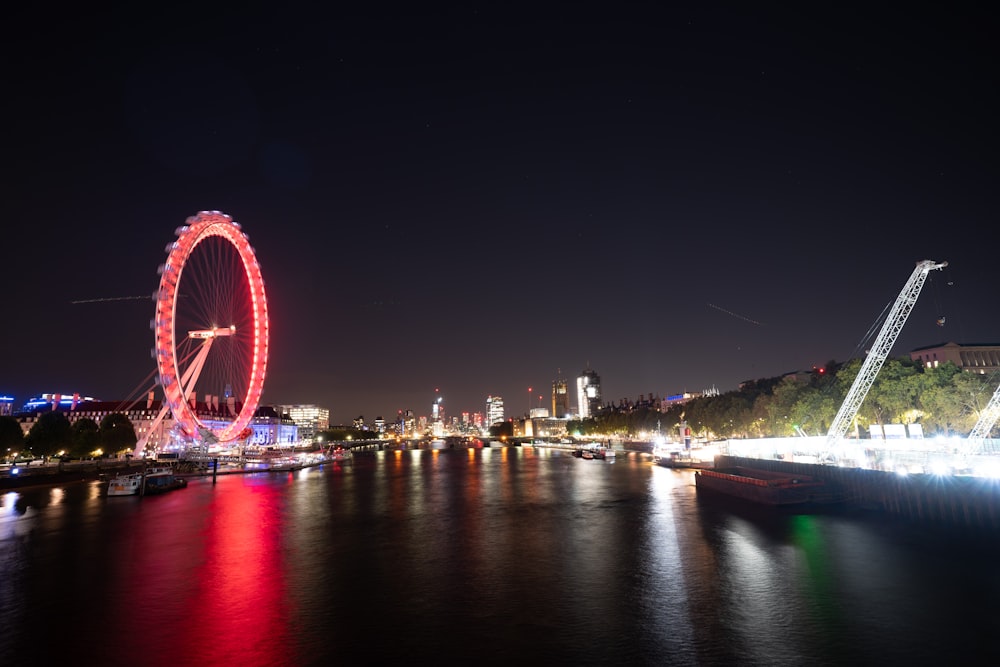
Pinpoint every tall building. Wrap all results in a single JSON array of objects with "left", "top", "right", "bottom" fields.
[
  {"left": 577, "top": 368, "right": 601, "bottom": 418},
  {"left": 551, "top": 377, "right": 569, "bottom": 418},
  {"left": 486, "top": 395, "right": 504, "bottom": 426},
  {"left": 399, "top": 409, "right": 416, "bottom": 437},
  {"left": 280, "top": 404, "right": 330, "bottom": 444}
]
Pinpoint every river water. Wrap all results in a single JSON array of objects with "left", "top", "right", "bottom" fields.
[{"left": 2, "top": 447, "right": 998, "bottom": 666}]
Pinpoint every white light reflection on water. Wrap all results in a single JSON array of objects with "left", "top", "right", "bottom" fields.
[{"left": 640, "top": 466, "right": 699, "bottom": 662}]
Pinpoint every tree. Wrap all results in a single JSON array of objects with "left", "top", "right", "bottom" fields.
[
  {"left": 99, "top": 413, "right": 137, "bottom": 456},
  {"left": 25, "top": 411, "right": 72, "bottom": 458},
  {"left": 0, "top": 416, "right": 25, "bottom": 458},
  {"left": 70, "top": 417, "right": 101, "bottom": 457},
  {"left": 489, "top": 421, "right": 513, "bottom": 438},
  {"left": 317, "top": 427, "right": 377, "bottom": 443},
  {"left": 863, "top": 357, "right": 923, "bottom": 426},
  {"left": 765, "top": 377, "right": 810, "bottom": 436},
  {"left": 920, "top": 370, "right": 993, "bottom": 436}
]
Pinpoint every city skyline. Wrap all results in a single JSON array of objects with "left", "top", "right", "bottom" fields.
[{"left": 3, "top": 6, "right": 997, "bottom": 424}]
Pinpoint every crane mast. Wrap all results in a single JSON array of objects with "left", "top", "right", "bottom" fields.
[
  {"left": 825, "top": 259, "right": 948, "bottom": 449},
  {"left": 966, "top": 381, "right": 1000, "bottom": 453}
]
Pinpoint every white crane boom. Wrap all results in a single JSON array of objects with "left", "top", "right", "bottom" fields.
[
  {"left": 826, "top": 259, "right": 948, "bottom": 448},
  {"left": 966, "top": 381, "right": 1000, "bottom": 452}
]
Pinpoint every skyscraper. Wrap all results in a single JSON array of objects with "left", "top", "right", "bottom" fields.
[
  {"left": 486, "top": 395, "right": 504, "bottom": 426},
  {"left": 576, "top": 368, "right": 601, "bottom": 418}
]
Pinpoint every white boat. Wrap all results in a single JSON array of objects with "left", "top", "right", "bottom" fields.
[{"left": 107, "top": 472, "right": 144, "bottom": 496}]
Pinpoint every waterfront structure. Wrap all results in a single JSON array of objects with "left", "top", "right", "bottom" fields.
[
  {"left": 12, "top": 395, "right": 297, "bottom": 454},
  {"left": 909, "top": 341, "right": 1000, "bottom": 375},
  {"left": 249, "top": 406, "right": 298, "bottom": 447},
  {"left": 15, "top": 396, "right": 173, "bottom": 452},
  {"left": 486, "top": 395, "right": 504, "bottom": 426},
  {"left": 280, "top": 404, "right": 330, "bottom": 444},
  {"left": 576, "top": 368, "right": 601, "bottom": 418},
  {"left": 528, "top": 416, "right": 568, "bottom": 439}
]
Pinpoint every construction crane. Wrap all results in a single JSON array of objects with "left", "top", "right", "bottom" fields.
[
  {"left": 825, "top": 259, "right": 948, "bottom": 452},
  {"left": 966, "top": 381, "right": 1000, "bottom": 453}
]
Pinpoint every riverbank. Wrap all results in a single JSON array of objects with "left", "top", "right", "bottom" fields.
[
  {"left": 0, "top": 455, "right": 342, "bottom": 490},
  {"left": 0, "top": 460, "right": 140, "bottom": 490}
]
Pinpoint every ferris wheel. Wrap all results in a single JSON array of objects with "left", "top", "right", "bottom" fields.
[{"left": 148, "top": 210, "right": 269, "bottom": 449}]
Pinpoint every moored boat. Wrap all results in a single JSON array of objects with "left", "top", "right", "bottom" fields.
[
  {"left": 694, "top": 466, "right": 844, "bottom": 506},
  {"left": 107, "top": 472, "right": 144, "bottom": 496},
  {"left": 653, "top": 442, "right": 715, "bottom": 469},
  {"left": 328, "top": 445, "right": 352, "bottom": 461},
  {"left": 592, "top": 445, "right": 616, "bottom": 460},
  {"left": 655, "top": 452, "right": 714, "bottom": 469},
  {"left": 107, "top": 467, "right": 187, "bottom": 496},
  {"left": 142, "top": 468, "right": 188, "bottom": 494}
]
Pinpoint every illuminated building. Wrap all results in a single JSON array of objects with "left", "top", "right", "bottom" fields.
[
  {"left": 249, "top": 406, "right": 298, "bottom": 446},
  {"left": 551, "top": 377, "right": 570, "bottom": 418},
  {"left": 576, "top": 368, "right": 601, "bottom": 418},
  {"left": 20, "top": 393, "right": 95, "bottom": 412},
  {"left": 909, "top": 341, "right": 1000, "bottom": 375},
  {"left": 12, "top": 393, "right": 297, "bottom": 453},
  {"left": 279, "top": 404, "right": 330, "bottom": 444},
  {"left": 486, "top": 395, "right": 504, "bottom": 426},
  {"left": 397, "top": 409, "right": 416, "bottom": 437}
]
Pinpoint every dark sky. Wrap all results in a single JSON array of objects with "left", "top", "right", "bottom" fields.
[{"left": 3, "top": 4, "right": 997, "bottom": 424}]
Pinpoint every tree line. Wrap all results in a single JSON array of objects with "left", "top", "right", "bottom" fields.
[
  {"left": 0, "top": 412, "right": 137, "bottom": 461},
  {"left": 566, "top": 357, "right": 998, "bottom": 441}
]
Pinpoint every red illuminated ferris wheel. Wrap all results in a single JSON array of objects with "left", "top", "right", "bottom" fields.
[{"left": 150, "top": 211, "right": 269, "bottom": 447}]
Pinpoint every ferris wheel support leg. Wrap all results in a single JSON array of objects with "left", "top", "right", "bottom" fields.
[
  {"left": 134, "top": 338, "right": 214, "bottom": 458},
  {"left": 179, "top": 338, "right": 214, "bottom": 405},
  {"left": 133, "top": 402, "right": 173, "bottom": 458}
]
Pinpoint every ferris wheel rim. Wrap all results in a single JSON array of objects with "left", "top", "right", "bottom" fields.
[{"left": 152, "top": 210, "right": 269, "bottom": 444}]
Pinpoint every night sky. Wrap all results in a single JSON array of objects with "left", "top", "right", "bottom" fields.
[{"left": 3, "top": 5, "right": 997, "bottom": 424}]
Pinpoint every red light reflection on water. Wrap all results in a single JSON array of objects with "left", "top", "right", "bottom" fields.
[{"left": 111, "top": 478, "right": 294, "bottom": 666}]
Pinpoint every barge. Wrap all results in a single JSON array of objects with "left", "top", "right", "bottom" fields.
[{"left": 694, "top": 466, "right": 844, "bottom": 506}]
